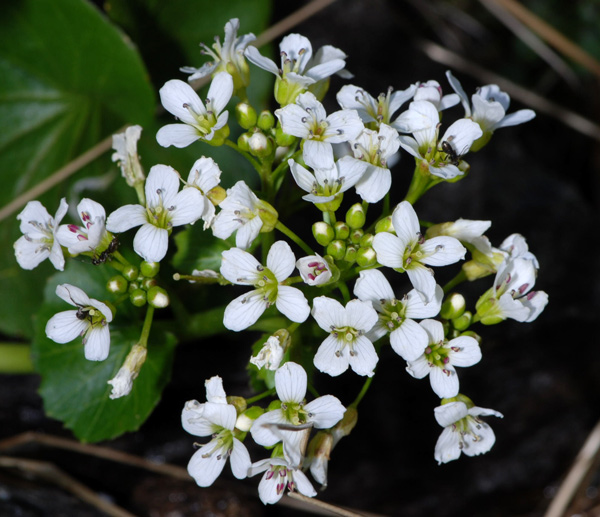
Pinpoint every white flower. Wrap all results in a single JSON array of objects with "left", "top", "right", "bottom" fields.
[
  {"left": 288, "top": 155, "right": 366, "bottom": 207},
  {"left": 295, "top": 254, "right": 332, "bottom": 286},
  {"left": 245, "top": 33, "right": 351, "bottom": 105},
  {"left": 406, "top": 319, "right": 481, "bottom": 398},
  {"left": 312, "top": 296, "right": 379, "bottom": 377},
  {"left": 45, "top": 284, "right": 113, "bottom": 361},
  {"left": 394, "top": 100, "right": 483, "bottom": 180},
  {"left": 185, "top": 156, "right": 222, "bottom": 229},
  {"left": 336, "top": 83, "right": 416, "bottom": 126},
  {"left": 349, "top": 124, "right": 400, "bottom": 203},
  {"left": 248, "top": 456, "right": 316, "bottom": 505},
  {"left": 106, "top": 165, "right": 204, "bottom": 262},
  {"left": 55, "top": 198, "right": 108, "bottom": 255},
  {"left": 276, "top": 91, "right": 364, "bottom": 165},
  {"left": 111, "top": 125, "right": 145, "bottom": 187},
  {"left": 353, "top": 269, "right": 442, "bottom": 361},
  {"left": 180, "top": 18, "right": 255, "bottom": 89},
  {"left": 499, "top": 233, "right": 539, "bottom": 268},
  {"left": 446, "top": 71, "right": 535, "bottom": 135},
  {"left": 212, "top": 181, "right": 273, "bottom": 249},
  {"left": 156, "top": 72, "right": 233, "bottom": 148},
  {"left": 476, "top": 257, "right": 548, "bottom": 324},
  {"left": 250, "top": 362, "right": 345, "bottom": 467},
  {"left": 372, "top": 201, "right": 466, "bottom": 303},
  {"left": 14, "top": 198, "right": 68, "bottom": 271},
  {"left": 426, "top": 218, "right": 493, "bottom": 257},
  {"left": 182, "top": 376, "right": 251, "bottom": 487},
  {"left": 434, "top": 400, "right": 503, "bottom": 464},
  {"left": 413, "top": 79, "right": 460, "bottom": 111},
  {"left": 250, "top": 336, "right": 284, "bottom": 371},
  {"left": 220, "top": 241, "right": 310, "bottom": 331},
  {"left": 107, "top": 344, "right": 147, "bottom": 399}
]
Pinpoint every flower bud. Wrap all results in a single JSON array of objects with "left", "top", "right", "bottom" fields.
[
  {"left": 326, "top": 240, "right": 346, "bottom": 260},
  {"left": 142, "top": 277, "right": 157, "bottom": 290},
  {"left": 350, "top": 228, "right": 364, "bottom": 244},
  {"left": 345, "top": 203, "right": 366, "bottom": 229},
  {"left": 356, "top": 247, "right": 377, "bottom": 267},
  {"left": 334, "top": 221, "right": 350, "bottom": 240},
  {"left": 206, "top": 185, "right": 227, "bottom": 206},
  {"left": 226, "top": 396, "right": 247, "bottom": 415},
  {"left": 343, "top": 245, "right": 357, "bottom": 264},
  {"left": 460, "top": 330, "right": 482, "bottom": 343},
  {"left": 257, "top": 110, "right": 275, "bottom": 131},
  {"left": 275, "top": 125, "right": 297, "bottom": 147},
  {"left": 250, "top": 335, "right": 285, "bottom": 371},
  {"left": 256, "top": 200, "right": 279, "bottom": 233},
  {"left": 140, "top": 261, "right": 160, "bottom": 278},
  {"left": 306, "top": 431, "right": 334, "bottom": 487},
  {"left": 107, "top": 343, "right": 147, "bottom": 399},
  {"left": 452, "top": 311, "right": 472, "bottom": 331},
  {"left": 296, "top": 255, "right": 333, "bottom": 286},
  {"left": 274, "top": 76, "right": 305, "bottom": 106},
  {"left": 359, "top": 233, "right": 374, "bottom": 248},
  {"left": 107, "top": 275, "right": 128, "bottom": 294},
  {"left": 147, "top": 286, "right": 169, "bottom": 308},
  {"left": 475, "top": 293, "right": 503, "bottom": 325},
  {"left": 123, "top": 265, "right": 139, "bottom": 282},
  {"left": 236, "top": 405, "right": 265, "bottom": 432},
  {"left": 129, "top": 288, "right": 146, "bottom": 307},
  {"left": 440, "top": 293, "right": 466, "bottom": 320},
  {"left": 375, "top": 216, "right": 393, "bottom": 234},
  {"left": 205, "top": 125, "right": 230, "bottom": 147},
  {"left": 248, "top": 131, "right": 271, "bottom": 157},
  {"left": 235, "top": 102, "right": 258, "bottom": 129},
  {"left": 237, "top": 131, "right": 251, "bottom": 151},
  {"left": 312, "top": 222, "right": 335, "bottom": 246}
]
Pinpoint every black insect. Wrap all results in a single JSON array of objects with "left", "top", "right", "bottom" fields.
[
  {"left": 92, "top": 236, "right": 119, "bottom": 265},
  {"left": 439, "top": 136, "right": 467, "bottom": 167},
  {"left": 75, "top": 307, "right": 88, "bottom": 320}
]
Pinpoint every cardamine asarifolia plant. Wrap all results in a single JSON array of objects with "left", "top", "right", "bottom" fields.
[{"left": 15, "top": 17, "right": 547, "bottom": 505}]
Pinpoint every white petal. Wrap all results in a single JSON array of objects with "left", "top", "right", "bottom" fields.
[
  {"left": 303, "top": 141, "right": 335, "bottom": 170},
  {"left": 84, "top": 325, "right": 110, "bottom": 361},
  {"left": 430, "top": 365, "right": 459, "bottom": 398},
  {"left": 372, "top": 233, "right": 404, "bottom": 268},
  {"left": 223, "top": 291, "right": 267, "bottom": 331},
  {"left": 345, "top": 299, "right": 378, "bottom": 333},
  {"left": 276, "top": 103, "right": 312, "bottom": 139},
  {"left": 45, "top": 311, "right": 87, "bottom": 343},
  {"left": 220, "top": 248, "right": 261, "bottom": 284},
  {"left": 205, "top": 376, "right": 227, "bottom": 404},
  {"left": 405, "top": 355, "right": 431, "bottom": 379},
  {"left": 251, "top": 409, "right": 287, "bottom": 446},
  {"left": 434, "top": 402, "right": 469, "bottom": 427},
  {"left": 323, "top": 110, "right": 364, "bottom": 143},
  {"left": 390, "top": 319, "right": 429, "bottom": 361},
  {"left": 355, "top": 164, "right": 391, "bottom": 203},
  {"left": 392, "top": 201, "right": 420, "bottom": 247},
  {"left": 230, "top": 438, "right": 251, "bottom": 479},
  {"left": 276, "top": 286, "right": 310, "bottom": 323},
  {"left": 406, "top": 264, "right": 437, "bottom": 303},
  {"left": 207, "top": 72, "right": 234, "bottom": 114},
  {"left": 495, "top": 109, "right": 535, "bottom": 129},
  {"left": 434, "top": 427, "right": 462, "bottom": 464},
  {"left": 419, "top": 318, "right": 445, "bottom": 342},
  {"left": 145, "top": 165, "right": 180, "bottom": 208},
  {"left": 353, "top": 269, "right": 395, "bottom": 307},
  {"left": 55, "top": 284, "right": 91, "bottom": 306},
  {"left": 294, "top": 469, "right": 317, "bottom": 498},
  {"left": 448, "top": 336, "right": 481, "bottom": 367},
  {"left": 156, "top": 124, "right": 200, "bottom": 148},
  {"left": 235, "top": 215, "right": 262, "bottom": 250},
  {"left": 313, "top": 335, "right": 348, "bottom": 377},
  {"left": 348, "top": 335, "right": 378, "bottom": 377},
  {"left": 244, "top": 45, "right": 280, "bottom": 75},
  {"left": 275, "top": 362, "right": 307, "bottom": 403},
  {"left": 187, "top": 442, "right": 227, "bottom": 487},
  {"left": 311, "top": 296, "right": 345, "bottom": 332},
  {"left": 420, "top": 236, "right": 466, "bottom": 266},
  {"left": 267, "top": 241, "right": 296, "bottom": 282},
  {"left": 133, "top": 224, "right": 169, "bottom": 262},
  {"left": 159, "top": 79, "right": 205, "bottom": 123},
  {"left": 304, "top": 395, "right": 345, "bottom": 428},
  {"left": 405, "top": 285, "right": 443, "bottom": 318},
  {"left": 289, "top": 159, "right": 316, "bottom": 193},
  {"left": 462, "top": 424, "right": 496, "bottom": 457},
  {"left": 106, "top": 204, "right": 147, "bottom": 233},
  {"left": 170, "top": 188, "right": 205, "bottom": 227}
]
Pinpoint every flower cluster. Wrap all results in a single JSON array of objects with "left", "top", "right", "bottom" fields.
[{"left": 15, "top": 17, "right": 549, "bottom": 507}]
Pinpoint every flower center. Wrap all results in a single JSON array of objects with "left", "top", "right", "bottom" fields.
[
  {"left": 182, "top": 103, "right": 217, "bottom": 135},
  {"left": 424, "top": 339, "right": 453, "bottom": 370},
  {"left": 306, "top": 260, "right": 328, "bottom": 282},
  {"left": 147, "top": 188, "right": 175, "bottom": 230},
  {"left": 252, "top": 266, "right": 279, "bottom": 305},
  {"left": 281, "top": 401, "right": 311, "bottom": 426},
  {"left": 379, "top": 298, "right": 407, "bottom": 331}
]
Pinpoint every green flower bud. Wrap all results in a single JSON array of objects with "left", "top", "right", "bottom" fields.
[
  {"left": 274, "top": 76, "right": 305, "bottom": 106},
  {"left": 312, "top": 222, "right": 335, "bottom": 246},
  {"left": 460, "top": 330, "right": 482, "bottom": 343},
  {"left": 452, "top": 311, "right": 472, "bottom": 331},
  {"left": 343, "top": 245, "right": 357, "bottom": 264},
  {"left": 257, "top": 110, "right": 275, "bottom": 131},
  {"left": 345, "top": 203, "right": 366, "bottom": 229},
  {"left": 267, "top": 399, "right": 282, "bottom": 412},
  {"left": 123, "top": 265, "right": 139, "bottom": 282},
  {"left": 475, "top": 294, "right": 504, "bottom": 325},
  {"left": 359, "top": 233, "right": 374, "bottom": 248},
  {"left": 237, "top": 132, "right": 251, "bottom": 151},
  {"left": 205, "top": 125, "right": 230, "bottom": 147},
  {"left": 235, "top": 102, "right": 257, "bottom": 129},
  {"left": 130, "top": 288, "right": 146, "bottom": 307},
  {"left": 350, "top": 228, "right": 364, "bottom": 244},
  {"left": 248, "top": 131, "right": 273, "bottom": 158},
  {"left": 356, "top": 247, "right": 377, "bottom": 267},
  {"left": 334, "top": 221, "right": 350, "bottom": 240},
  {"left": 326, "top": 240, "right": 346, "bottom": 260},
  {"left": 314, "top": 193, "right": 343, "bottom": 213},
  {"left": 107, "top": 275, "right": 128, "bottom": 294},
  {"left": 257, "top": 200, "right": 279, "bottom": 233},
  {"left": 142, "top": 277, "right": 157, "bottom": 290},
  {"left": 140, "top": 261, "right": 160, "bottom": 278},
  {"left": 207, "top": 185, "right": 227, "bottom": 206},
  {"left": 226, "top": 396, "right": 248, "bottom": 415},
  {"left": 375, "top": 216, "right": 393, "bottom": 234},
  {"left": 440, "top": 293, "right": 466, "bottom": 320},
  {"left": 147, "top": 286, "right": 169, "bottom": 308},
  {"left": 128, "top": 281, "right": 140, "bottom": 293},
  {"left": 275, "top": 125, "right": 296, "bottom": 147},
  {"left": 236, "top": 405, "right": 265, "bottom": 432}
]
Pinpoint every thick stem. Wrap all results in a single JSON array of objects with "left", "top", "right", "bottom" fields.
[
  {"left": 275, "top": 221, "right": 314, "bottom": 255},
  {"left": 138, "top": 306, "right": 155, "bottom": 348},
  {"left": 443, "top": 270, "right": 468, "bottom": 294},
  {"left": 246, "top": 388, "right": 277, "bottom": 405},
  {"left": 403, "top": 161, "right": 431, "bottom": 205}
]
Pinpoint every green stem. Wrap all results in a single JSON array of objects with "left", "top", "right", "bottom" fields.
[
  {"left": 134, "top": 182, "right": 146, "bottom": 206},
  {"left": 112, "top": 250, "right": 131, "bottom": 267},
  {"left": 307, "top": 382, "right": 320, "bottom": 399},
  {"left": 262, "top": 231, "right": 275, "bottom": 264},
  {"left": 138, "top": 305, "right": 155, "bottom": 348},
  {"left": 0, "top": 344, "right": 34, "bottom": 373},
  {"left": 337, "top": 280, "right": 351, "bottom": 303},
  {"left": 326, "top": 211, "right": 337, "bottom": 225},
  {"left": 443, "top": 270, "right": 467, "bottom": 294},
  {"left": 275, "top": 221, "right": 314, "bottom": 255},
  {"left": 283, "top": 275, "right": 304, "bottom": 285},
  {"left": 350, "top": 376, "right": 373, "bottom": 408},
  {"left": 403, "top": 162, "right": 431, "bottom": 205},
  {"left": 246, "top": 388, "right": 276, "bottom": 405}
]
